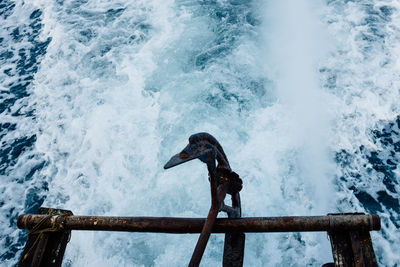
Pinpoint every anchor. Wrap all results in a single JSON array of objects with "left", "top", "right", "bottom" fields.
[{"left": 164, "top": 132, "right": 245, "bottom": 267}]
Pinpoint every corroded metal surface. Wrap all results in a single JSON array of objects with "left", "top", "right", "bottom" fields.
[
  {"left": 164, "top": 133, "right": 244, "bottom": 266},
  {"left": 328, "top": 230, "right": 379, "bottom": 267},
  {"left": 327, "top": 213, "right": 379, "bottom": 267},
  {"left": 223, "top": 232, "right": 245, "bottom": 267},
  {"left": 18, "top": 214, "right": 381, "bottom": 233},
  {"left": 18, "top": 208, "right": 73, "bottom": 267}
]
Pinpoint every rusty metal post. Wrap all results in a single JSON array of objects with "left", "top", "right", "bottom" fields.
[
  {"left": 18, "top": 207, "right": 73, "bottom": 267},
  {"left": 223, "top": 231, "right": 245, "bottom": 267},
  {"left": 327, "top": 213, "right": 379, "bottom": 267}
]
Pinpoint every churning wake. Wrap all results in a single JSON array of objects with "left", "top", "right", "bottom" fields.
[{"left": 1, "top": 0, "right": 399, "bottom": 266}]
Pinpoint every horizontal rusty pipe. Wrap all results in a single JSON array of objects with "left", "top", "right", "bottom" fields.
[{"left": 18, "top": 214, "right": 380, "bottom": 233}]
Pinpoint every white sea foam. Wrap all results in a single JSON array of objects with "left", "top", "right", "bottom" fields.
[
  {"left": 2, "top": 0, "right": 400, "bottom": 266},
  {"left": 320, "top": 1, "right": 400, "bottom": 265},
  {"left": 30, "top": 0, "right": 334, "bottom": 265}
]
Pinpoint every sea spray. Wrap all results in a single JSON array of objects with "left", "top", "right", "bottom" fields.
[{"left": 1, "top": 0, "right": 400, "bottom": 266}]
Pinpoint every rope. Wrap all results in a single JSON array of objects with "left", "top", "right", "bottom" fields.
[{"left": 22, "top": 211, "right": 70, "bottom": 262}]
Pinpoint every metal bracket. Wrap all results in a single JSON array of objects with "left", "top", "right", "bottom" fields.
[
  {"left": 327, "top": 213, "right": 379, "bottom": 267},
  {"left": 18, "top": 207, "right": 73, "bottom": 267}
]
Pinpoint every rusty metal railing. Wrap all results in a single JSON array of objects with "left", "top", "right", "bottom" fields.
[
  {"left": 16, "top": 211, "right": 381, "bottom": 267},
  {"left": 18, "top": 213, "right": 380, "bottom": 233},
  {"left": 16, "top": 133, "right": 381, "bottom": 267}
]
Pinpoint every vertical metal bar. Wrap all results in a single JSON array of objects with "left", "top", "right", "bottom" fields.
[
  {"left": 328, "top": 230, "right": 354, "bottom": 267},
  {"left": 223, "top": 192, "right": 245, "bottom": 267},
  {"left": 349, "top": 231, "right": 364, "bottom": 267},
  {"left": 29, "top": 231, "right": 50, "bottom": 267},
  {"left": 223, "top": 232, "right": 245, "bottom": 267},
  {"left": 350, "top": 231, "right": 378, "bottom": 267},
  {"left": 328, "top": 230, "right": 378, "bottom": 267}
]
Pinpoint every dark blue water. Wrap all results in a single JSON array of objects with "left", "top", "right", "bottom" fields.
[{"left": 1, "top": 1, "right": 51, "bottom": 263}]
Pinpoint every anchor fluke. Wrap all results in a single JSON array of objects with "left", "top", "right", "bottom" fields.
[{"left": 163, "top": 146, "right": 213, "bottom": 169}]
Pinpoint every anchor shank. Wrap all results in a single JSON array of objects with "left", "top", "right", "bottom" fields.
[{"left": 189, "top": 164, "right": 222, "bottom": 267}]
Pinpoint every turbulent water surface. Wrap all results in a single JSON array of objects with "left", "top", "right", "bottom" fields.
[{"left": 1, "top": 0, "right": 399, "bottom": 266}]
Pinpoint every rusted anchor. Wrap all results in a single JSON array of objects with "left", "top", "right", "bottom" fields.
[{"left": 164, "top": 132, "right": 245, "bottom": 266}]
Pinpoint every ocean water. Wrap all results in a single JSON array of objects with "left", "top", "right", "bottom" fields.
[{"left": 1, "top": 0, "right": 399, "bottom": 266}]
